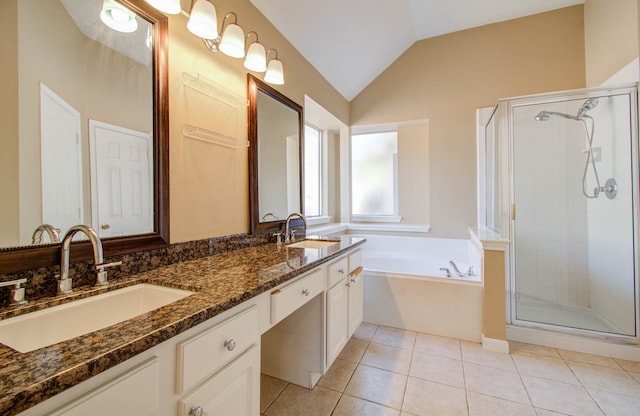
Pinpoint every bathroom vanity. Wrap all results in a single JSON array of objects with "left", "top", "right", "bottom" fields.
[{"left": 0, "top": 236, "right": 364, "bottom": 416}]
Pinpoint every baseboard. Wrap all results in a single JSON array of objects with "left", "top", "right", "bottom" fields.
[{"left": 482, "top": 335, "right": 510, "bottom": 353}]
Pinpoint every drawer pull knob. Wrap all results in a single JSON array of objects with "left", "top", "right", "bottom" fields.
[
  {"left": 302, "top": 289, "right": 310, "bottom": 296},
  {"left": 189, "top": 406, "right": 206, "bottom": 416},
  {"left": 224, "top": 339, "right": 236, "bottom": 351},
  {"left": 351, "top": 278, "right": 357, "bottom": 283},
  {"left": 338, "top": 268, "right": 345, "bottom": 274}
]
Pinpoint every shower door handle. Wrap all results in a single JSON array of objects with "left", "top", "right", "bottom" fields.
[{"left": 511, "top": 204, "right": 516, "bottom": 221}]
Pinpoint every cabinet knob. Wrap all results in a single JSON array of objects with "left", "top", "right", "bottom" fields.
[
  {"left": 338, "top": 268, "right": 345, "bottom": 274},
  {"left": 101, "top": 223, "right": 111, "bottom": 230},
  {"left": 351, "top": 277, "right": 357, "bottom": 283},
  {"left": 224, "top": 339, "right": 236, "bottom": 351},
  {"left": 189, "top": 406, "right": 206, "bottom": 416},
  {"left": 302, "top": 289, "right": 310, "bottom": 296}
]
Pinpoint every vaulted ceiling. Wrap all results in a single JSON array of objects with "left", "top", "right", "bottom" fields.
[{"left": 250, "top": 0, "right": 585, "bottom": 100}]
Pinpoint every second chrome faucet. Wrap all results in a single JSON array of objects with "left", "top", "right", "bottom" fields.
[{"left": 284, "top": 212, "right": 307, "bottom": 242}]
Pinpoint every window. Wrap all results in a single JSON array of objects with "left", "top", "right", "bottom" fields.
[
  {"left": 303, "top": 124, "right": 322, "bottom": 217},
  {"left": 351, "top": 131, "right": 398, "bottom": 219}
]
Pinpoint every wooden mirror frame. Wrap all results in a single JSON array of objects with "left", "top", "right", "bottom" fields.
[
  {"left": 0, "top": 0, "right": 169, "bottom": 274},
  {"left": 248, "top": 74, "right": 303, "bottom": 234}
]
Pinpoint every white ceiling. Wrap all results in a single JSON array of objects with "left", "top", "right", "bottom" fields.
[{"left": 249, "top": 0, "right": 585, "bottom": 101}]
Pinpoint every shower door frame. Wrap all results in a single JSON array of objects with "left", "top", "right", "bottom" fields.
[{"left": 502, "top": 84, "right": 640, "bottom": 342}]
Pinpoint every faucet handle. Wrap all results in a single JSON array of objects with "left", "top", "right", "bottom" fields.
[
  {"left": 289, "top": 229, "right": 297, "bottom": 241},
  {"left": 0, "top": 278, "right": 28, "bottom": 306},
  {"left": 95, "top": 261, "right": 122, "bottom": 286}
]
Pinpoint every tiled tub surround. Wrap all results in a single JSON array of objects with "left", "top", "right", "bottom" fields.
[{"left": 0, "top": 235, "right": 365, "bottom": 415}]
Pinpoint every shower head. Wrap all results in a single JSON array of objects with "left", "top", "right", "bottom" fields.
[{"left": 576, "top": 97, "right": 599, "bottom": 119}]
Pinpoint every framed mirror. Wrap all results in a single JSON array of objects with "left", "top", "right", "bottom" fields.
[
  {"left": 0, "top": 0, "right": 169, "bottom": 273},
  {"left": 248, "top": 74, "right": 303, "bottom": 234}
]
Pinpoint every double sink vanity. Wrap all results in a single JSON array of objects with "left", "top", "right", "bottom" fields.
[{"left": 0, "top": 235, "right": 365, "bottom": 416}]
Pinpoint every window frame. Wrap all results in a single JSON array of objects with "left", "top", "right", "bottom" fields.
[{"left": 350, "top": 129, "right": 401, "bottom": 223}]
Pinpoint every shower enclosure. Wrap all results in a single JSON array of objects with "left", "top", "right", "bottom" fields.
[{"left": 485, "top": 84, "right": 639, "bottom": 340}]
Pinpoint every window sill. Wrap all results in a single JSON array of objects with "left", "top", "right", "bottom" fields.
[
  {"left": 348, "top": 223, "right": 431, "bottom": 233},
  {"left": 352, "top": 215, "right": 402, "bottom": 223},
  {"left": 305, "top": 215, "right": 332, "bottom": 226}
]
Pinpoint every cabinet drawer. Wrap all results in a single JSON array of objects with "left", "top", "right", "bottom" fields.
[
  {"left": 348, "top": 249, "right": 362, "bottom": 274},
  {"left": 176, "top": 306, "right": 258, "bottom": 394},
  {"left": 327, "top": 257, "right": 348, "bottom": 288},
  {"left": 271, "top": 268, "right": 324, "bottom": 324},
  {"left": 178, "top": 345, "right": 260, "bottom": 416},
  {"left": 51, "top": 358, "right": 159, "bottom": 416}
]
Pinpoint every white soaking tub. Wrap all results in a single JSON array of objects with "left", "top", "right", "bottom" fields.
[{"left": 351, "top": 234, "right": 484, "bottom": 342}]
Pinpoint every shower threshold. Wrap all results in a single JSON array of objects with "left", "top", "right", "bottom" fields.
[{"left": 515, "top": 299, "right": 629, "bottom": 336}]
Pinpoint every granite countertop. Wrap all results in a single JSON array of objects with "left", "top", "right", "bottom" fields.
[{"left": 0, "top": 235, "right": 365, "bottom": 416}]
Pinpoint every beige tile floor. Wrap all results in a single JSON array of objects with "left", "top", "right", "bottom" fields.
[{"left": 260, "top": 323, "right": 640, "bottom": 416}]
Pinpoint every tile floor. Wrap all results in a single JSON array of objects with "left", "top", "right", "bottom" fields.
[{"left": 260, "top": 323, "right": 640, "bottom": 416}]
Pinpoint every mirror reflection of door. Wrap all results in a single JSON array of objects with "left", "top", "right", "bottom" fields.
[
  {"left": 89, "top": 120, "right": 153, "bottom": 238},
  {"left": 40, "top": 83, "right": 83, "bottom": 238}
]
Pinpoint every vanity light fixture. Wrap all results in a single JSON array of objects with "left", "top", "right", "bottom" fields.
[
  {"left": 218, "top": 12, "right": 245, "bottom": 58},
  {"left": 146, "top": 0, "right": 285, "bottom": 84},
  {"left": 264, "top": 49, "right": 285, "bottom": 85},
  {"left": 146, "top": 0, "right": 181, "bottom": 15},
  {"left": 187, "top": 0, "right": 219, "bottom": 40},
  {"left": 244, "top": 32, "right": 266, "bottom": 72},
  {"left": 100, "top": 0, "right": 138, "bottom": 33}
]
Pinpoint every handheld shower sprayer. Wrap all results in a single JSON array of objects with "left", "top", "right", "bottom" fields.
[
  {"left": 576, "top": 98, "right": 599, "bottom": 120},
  {"left": 533, "top": 97, "right": 617, "bottom": 200}
]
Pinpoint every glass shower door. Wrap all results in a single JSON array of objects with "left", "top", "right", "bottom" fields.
[{"left": 511, "top": 91, "right": 637, "bottom": 337}]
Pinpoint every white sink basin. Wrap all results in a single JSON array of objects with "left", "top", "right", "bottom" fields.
[
  {"left": 287, "top": 239, "right": 339, "bottom": 249},
  {"left": 0, "top": 284, "right": 193, "bottom": 353}
]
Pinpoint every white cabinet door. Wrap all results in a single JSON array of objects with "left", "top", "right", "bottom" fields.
[
  {"left": 348, "top": 271, "right": 364, "bottom": 337},
  {"left": 326, "top": 280, "right": 348, "bottom": 367},
  {"left": 178, "top": 345, "right": 260, "bottom": 416}
]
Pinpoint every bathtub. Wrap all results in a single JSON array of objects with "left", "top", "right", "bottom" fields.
[{"left": 350, "top": 234, "right": 484, "bottom": 342}]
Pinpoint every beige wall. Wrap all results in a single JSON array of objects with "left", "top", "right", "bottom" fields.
[
  {"left": 584, "top": 0, "right": 639, "bottom": 86},
  {"left": 351, "top": 6, "right": 586, "bottom": 238},
  {"left": 483, "top": 249, "right": 507, "bottom": 340},
  {"left": 169, "top": 0, "right": 349, "bottom": 242},
  {"left": 397, "top": 123, "right": 429, "bottom": 225},
  {"left": 0, "top": 0, "right": 19, "bottom": 246}
]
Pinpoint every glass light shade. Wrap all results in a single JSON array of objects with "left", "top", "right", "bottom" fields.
[
  {"left": 101, "top": 0, "right": 138, "bottom": 33},
  {"left": 264, "top": 59, "right": 284, "bottom": 85},
  {"left": 244, "top": 42, "right": 266, "bottom": 72},
  {"left": 219, "top": 24, "right": 245, "bottom": 58},
  {"left": 146, "top": 0, "right": 181, "bottom": 14},
  {"left": 187, "top": 0, "right": 218, "bottom": 39}
]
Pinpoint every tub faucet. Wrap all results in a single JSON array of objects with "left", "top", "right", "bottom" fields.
[
  {"left": 58, "top": 225, "right": 121, "bottom": 294},
  {"left": 439, "top": 268, "right": 452, "bottom": 278},
  {"left": 449, "top": 261, "right": 465, "bottom": 277},
  {"left": 284, "top": 212, "right": 307, "bottom": 242}
]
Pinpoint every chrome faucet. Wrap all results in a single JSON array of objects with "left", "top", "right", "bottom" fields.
[
  {"left": 31, "top": 224, "right": 60, "bottom": 244},
  {"left": 58, "top": 225, "right": 121, "bottom": 294},
  {"left": 284, "top": 212, "right": 307, "bottom": 242}
]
